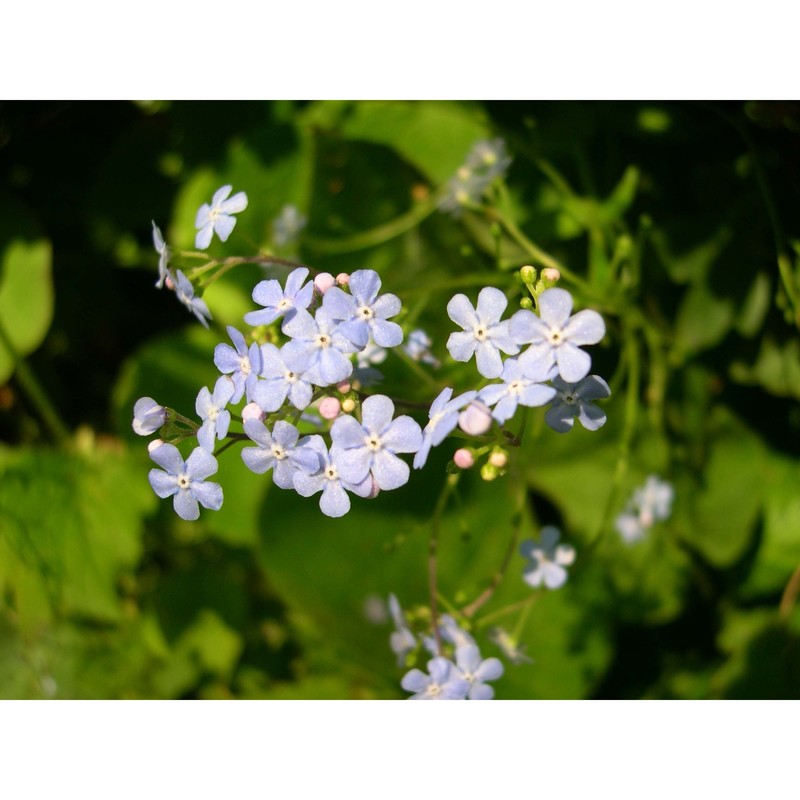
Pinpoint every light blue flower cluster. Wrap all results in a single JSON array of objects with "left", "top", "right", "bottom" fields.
[
  {"left": 615, "top": 475, "right": 675, "bottom": 543},
  {"left": 139, "top": 195, "right": 425, "bottom": 520},
  {"left": 413, "top": 283, "right": 610, "bottom": 470},
  {"left": 389, "top": 595, "right": 505, "bottom": 700}
]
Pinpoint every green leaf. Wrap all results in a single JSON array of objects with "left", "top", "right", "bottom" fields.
[
  {"left": 730, "top": 336, "right": 800, "bottom": 400},
  {"left": 0, "top": 194, "right": 54, "bottom": 383},
  {"left": 676, "top": 412, "right": 764, "bottom": 568},
  {"left": 674, "top": 284, "right": 735, "bottom": 355},
  {"left": 256, "top": 470, "right": 612, "bottom": 698},
  {"left": 0, "top": 444, "right": 155, "bottom": 627},
  {"left": 318, "top": 100, "right": 489, "bottom": 184},
  {"left": 739, "top": 452, "right": 800, "bottom": 597},
  {"left": 712, "top": 608, "right": 800, "bottom": 699}
]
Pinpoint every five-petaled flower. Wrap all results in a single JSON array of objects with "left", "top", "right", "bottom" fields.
[
  {"left": 510, "top": 288, "right": 605, "bottom": 383},
  {"left": 195, "top": 185, "right": 249, "bottom": 250},
  {"left": 331, "top": 395, "right": 422, "bottom": 490},
  {"left": 400, "top": 656, "right": 470, "bottom": 700},
  {"left": 241, "top": 419, "right": 319, "bottom": 489},
  {"left": 214, "top": 326, "right": 262, "bottom": 404},
  {"left": 520, "top": 526, "right": 576, "bottom": 590},
  {"left": 478, "top": 357, "right": 557, "bottom": 425},
  {"left": 244, "top": 267, "right": 314, "bottom": 331},
  {"left": 148, "top": 443, "right": 223, "bottom": 521},
  {"left": 446, "top": 287, "right": 519, "bottom": 378},
  {"left": 544, "top": 374, "right": 610, "bottom": 433}
]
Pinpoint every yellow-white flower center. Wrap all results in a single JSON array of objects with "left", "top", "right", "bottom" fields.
[
  {"left": 285, "top": 370, "right": 298, "bottom": 384},
  {"left": 509, "top": 380, "right": 523, "bottom": 396},
  {"left": 561, "top": 392, "right": 576, "bottom": 405},
  {"left": 240, "top": 356, "right": 252, "bottom": 376},
  {"left": 278, "top": 298, "right": 293, "bottom": 311},
  {"left": 365, "top": 434, "right": 382, "bottom": 452},
  {"left": 324, "top": 465, "right": 338, "bottom": 481},
  {"left": 315, "top": 334, "right": 331, "bottom": 349},
  {"left": 427, "top": 683, "right": 442, "bottom": 697},
  {"left": 473, "top": 325, "right": 488, "bottom": 342},
  {"left": 358, "top": 305, "right": 374, "bottom": 320},
  {"left": 177, "top": 474, "right": 191, "bottom": 490},
  {"left": 547, "top": 327, "right": 564, "bottom": 346},
  {"left": 208, "top": 407, "right": 220, "bottom": 421},
  {"left": 271, "top": 444, "right": 287, "bottom": 460}
]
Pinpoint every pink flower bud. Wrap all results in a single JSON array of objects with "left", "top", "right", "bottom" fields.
[
  {"left": 165, "top": 276, "right": 175, "bottom": 290},
  {"left": 319, "top": 397, "right": 341, "bottom": 420},
  {"left": 314, "top": 272, "right": 336, "bottom": 295},
  {"left": 541, "top": 267, "right": 561, "bottom": 283},
  {"left": 453, "top": 448, "right": 475, "bottom": 469},
  {"left": 337, "top": 381, "right": 351, "bottom": 394},
  {"left": 458, "top": 401, "right": 493, "bottom": 436},
  {"left": 147, "top": 438, "right": 165, "bottom": 453},
  {"left": 242, "top": 402, "right": 265, "bottom": 422},
  {"left": 335, "top": 272, "right": 350, "bottom": 286}
]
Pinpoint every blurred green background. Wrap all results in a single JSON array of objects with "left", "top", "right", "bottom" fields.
[{"left": 1, "top": 100, "right": 800, "bottom": 699}]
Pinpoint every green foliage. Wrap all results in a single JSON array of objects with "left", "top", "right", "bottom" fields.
[
  {"left": 0, "top": 195, "right": 53, "bottom": 383},
  {"left": 2, "top": 100, "right": 799, "bottom": 699}
]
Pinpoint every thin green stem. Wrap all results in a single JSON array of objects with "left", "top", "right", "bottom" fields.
[
  {"left": 461, "top": 480, "right": 526, "bottom": 618},
  {"left": 305, "top": 191, "right": 444, "bottom": 256},
  {"left": 484, "top": 207, "right": 591, "bottom": 293},
  {"left": 429, "top": 474, "right": 458, "bottom": 655},
  {"left": 0, "top": 318, "right": 70, "bottom": 446}
]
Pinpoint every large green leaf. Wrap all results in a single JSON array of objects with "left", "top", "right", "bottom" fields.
[
  {"left": 0, "top": 443, "right": 155, "bottom": 627},
  {"left": 307, "top": 100, "right": 490, "bottom": 184},
  {"left": 256, "top": 469, "right": 613, "bottom": 698}
]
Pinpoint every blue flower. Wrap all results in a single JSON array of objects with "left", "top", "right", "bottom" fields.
[
  {"left": 322, "top": 269, "right": 403, "bottom": 349},
  {"left": 520, "top": 526, "right": 575, "bottom": 590},
  {"left": 148, "top": 443, "right": 223, "bottom": 521},
  {"left": 213, "top": 326, "right": 262, "bottom": 404},
  {"left": 132, "top": 397, "right": 166, "bottom": 436},
  {"left": 173, "top": 270, "right": 213, "bottom": 328},
  {"left": 292, "top": 435, "right": 372, "bottom": 517},
  {"left": 403, "top": 328, "right": 440, "bottom": 367},
  {"left": 413, "top": 387, "right": 478, "bottom": 470},
  {"left": 280, "top": 307, "right": 359, "bottom": 387},
  {"left": 241, "top": 419, "right": 320, "bottom": 489},
  {"left": 330, "top": 395, "right": 423, "bottom": 491},
  {"left": 244, "top": 267, "right": 314, "bottom": 330},
  {"left": 151, "top": 221, "right": 171, "bottom": 289},
  {"left": 388, "top": 594, "right": 417, "bottom": 667},
  {"left": 195, "top": 376, "right": 235, "bottom": 453},
  {"left": 446, "top": 287, "right": 519, "bottom": 378},
  {"left": 250, "top": 343, "right": 313, "bottom": 412},
  {"left": 510, "top": 288, "right": 605, "bottom": 384},
  {"left": 453, "top": 644, "right": 504, "bottom": 700},
  {"left": 544, "top": 374, "right": 610, "bottom": 433},
  {"left": 195, "top": 185, "right": 249, "bottom": 250},
  {"left": 272, "top": 204, "right": 307, "bottom": 247},
  {"left": 478, "top": 357, "right": 557, "bottom": 424},
  {"left": 615, "top": 475, "right": 674, "bottom": 543},
  {"left": 400, "top": 657, "right": 470, "bottom": 700}
]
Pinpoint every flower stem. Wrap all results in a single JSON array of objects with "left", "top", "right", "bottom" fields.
[
  {"left": 461, "top": 479, "right": 526, "bottom": 618},
  {"left": 304, "top": 191, "right": 444, "bottom": 255},
  {"left": 0, "top": 317, "right": 70, "bottom": 446}
]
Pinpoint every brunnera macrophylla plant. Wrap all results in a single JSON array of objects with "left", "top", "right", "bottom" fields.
[{"left": 134, "top": 142, "right": 619, "bottom": 699}]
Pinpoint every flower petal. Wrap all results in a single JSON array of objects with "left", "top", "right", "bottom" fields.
[
  {"left": 447, "top": 294, "right": 478, "bottom": 329},
  {"left": 475, "top": 286, "right": 508, "bottom": 325},
  {"left": 537, "top": 288, "right": 573, "bottom": 328},
  {"left": 173, "top": 489, "right": 199, "bottom": 521}
]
